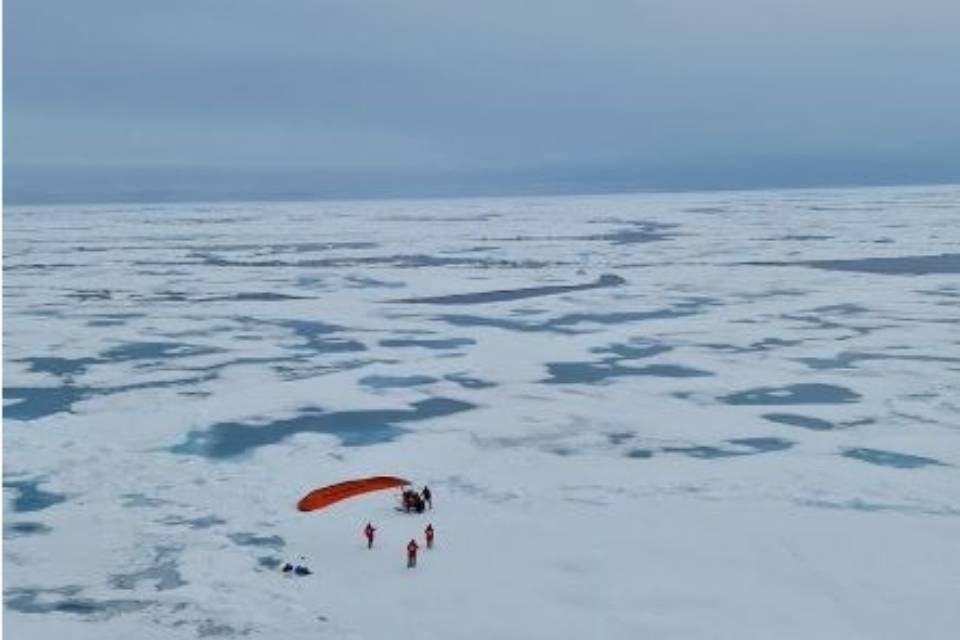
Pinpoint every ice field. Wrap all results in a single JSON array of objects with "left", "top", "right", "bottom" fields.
[{"left": 4, "top": 185, "right": 960, "bottom": 638}]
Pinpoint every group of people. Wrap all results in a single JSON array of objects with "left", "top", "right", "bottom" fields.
[
  {"left": 401, "top": 485, "right": 432, "bottom": 513},
  {"left": 282, "top": 484, "right": 436, "bottom": 577},
  {"left": 365, "top": 522, "right": 435, "bottom": 568}
]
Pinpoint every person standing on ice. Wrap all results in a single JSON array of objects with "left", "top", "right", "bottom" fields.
[
  {"left": 425, "top": 524, "right": 434, "bottom": 549},
  {"left": 364, "top": 523, "right": 376, "bottom": 549},
  {"left": 407, "top": 539, "right": 419, "bottom": 568},
  {"left": 421, "top": 485, "right": 432, "bottom": 510}
]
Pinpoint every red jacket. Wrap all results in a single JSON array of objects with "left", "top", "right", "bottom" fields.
[
  {"left": 365, "top": 525, "right": 375, "bottom": 538},
  {"left": 407, "top": 540, "right": 419, "bottom": 555}
]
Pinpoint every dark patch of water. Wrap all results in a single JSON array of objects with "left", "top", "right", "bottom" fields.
[
  {"left": 809, "top": 304, "right": 870, "bottom": 316},
  {"left": 379, "top": 337, "right": 475, "bottom": 350},
  {"left": 20, "top": 308, "right": 65, "bottom": 318},
  {"left": 227, "top": 532, "right": 285, "bottom": 549},
  {"left": 267, "top": 319, "right": 365, "bottom": 354},
  {"left": 4, "top": 521, "right": 53, "bottom": 538},
  {"left": 762, "top": 234, "right": 834, "bottom": 241},
  {"left": 779, "top": 313, "right": 880, "bottom": 338},
  {"left": 701, "top": 337, "right": 804, "bottom": 353},
  {"left": 109, "top": 545, "right": 186, "bottom": 591},
  {"left": 198, "top": 292, "right": 311, "bottom": 302},
  {"left": 721, "top": 383, "right": 861, "bottom": 405},
  {"left": 797, "top": 497, "right": 960, "bottom": 517},
  {"left": 360, "top": 375, "right": 438, "bottom": 388},
  {"left": 257, "top": 556, "right": 283, "bottom": 570},
  {"left": 87, "top": 319, "right": 126, "bottom": 327},
  {"left": 684, "top": 207, "right": 726, "bottom": 214},
  {"left": 4, "top": 370, "right": 218, "bottom": 420},
  {"left": 170, "top": 397, "right": 475, "bottom": 458},
  {"left": 438, "top": 245, "right": 498, "bottom": 255},
  {"left": 185, "top": 241, "right": 376, "bottom": 254},
  {"left": 3, "top": 478, "right": 67, "bottom": 512},
  {"left": 809, "top": 253, "right": 960, "bottom": 275},
  {"left": 3, "top": 385, "right": 89, "bottom": 420},
  {"left": 296, "top": 275, "right": 327, "bottom": 289},
  {"left": 438, "top": 314, "right": 550, "bottom": 333},
  {"left": 593, "top": 228, "right": 674, "bottom": 245},
  {"left": 121, "top": 493, "right": 170, "bottom": 508},
  {"left": 100, "top": 341, "right": 223, "bottom": 362},
  {"left": 344, "top": 275, "right": 405, "bottom": 289},
  {"left": 730, "top": 437, "right": 795, "bottom": 452},
  {"left": 841, "top": 417, "right": 877, "bottom": 427},
  {"left": 660, "top": 444, "right": 739, "bottom": 459},
  {"left": 549, "top": 299, "right": 717, "bottom": 329},
  {"left": 441, "top": 298, "right": 717, "bottom": 334},
  {"left": 842, "top": 448, "right": 944, "bottom": 469},
  {"left": 4, "top": 263, "right": 80, "bottom": 273},
  {"left": 199, "top": 254, "right": 558, "bottom": 269},
  {"left": 590, "top": 341, "right": 672, "bottom": 359},
  {"left": 509, "top": 308, "right": 548, "bottom": 317},
  {"left": 66, "top": 289, "right": 112, "bottom": 301},
  {"left": 271, "top": 357, "right": 393, "bottom": 382},
  {"left": 4, "top": 587, "right": 151, "bottom": 617},
  {"left": 747, "top": 253, "right": 960, "bottom": 275},
  {"left": 663, "top": 437, "right": 794, "bottom": 459},
  {"left": 796, "top": 351, "right": 960, "bottom": 370},
  {"left": 131, "top": 290, "right": 191, "bottom": 302},
  {"left": 918, "top": 287, "right": 960, "bottom": 300},
  {"left": 161, "top": 515, "right": 226, "bottom": 529},
  {"left": 584, "top": 220, "right": 679, "bottom": 245},
  {"left": 444, "top": 373, "right": 496, "bottom": 389},
  {"left": 16, "top": 340, "right": 223, "bottom": 381},
  {"left": 296, "top": 337, "right": 366, "bottom": 354},
  {"left": 269, "top": 241, "right": 379, "bottom": 254},
  {"left": 17, "top": 357, "right": 100, "bottom": 378},
  {"left": 543, "top": 360, "right": 713, "bottom": 384},
  {"left": 197, "top": 619, "right": 244, "bottom": 636},
  {"left": 736, "top": 289, "right": 810, "bottom": 302},
  {"left": 393, "top": 274, "right": 625, "bottom": 305},
  {"left": 180, "top": 356, "right": 306, "bottom": 374},
  {"left": 763, "top": 413, "right": 835, "bottom": 430},
  {"left": 131, "top": 289, "right": 313, "bottom": 303}
]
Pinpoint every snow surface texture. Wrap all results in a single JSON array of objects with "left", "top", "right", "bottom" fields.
[{"left": 4, "top": 185, "right": 960, "bottom": 639}]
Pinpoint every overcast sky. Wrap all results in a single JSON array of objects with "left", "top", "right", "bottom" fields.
[{"left": 5, "top": 1, "right": 960, "bottom": 200}]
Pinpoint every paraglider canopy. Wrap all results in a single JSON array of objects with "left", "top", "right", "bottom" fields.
[{"left": 297, "top": 476, "right": 411, "bottom": 512}]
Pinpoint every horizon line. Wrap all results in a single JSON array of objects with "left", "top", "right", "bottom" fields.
[{"left": 5, "top": 175, "right": 960, "bottom": 208}]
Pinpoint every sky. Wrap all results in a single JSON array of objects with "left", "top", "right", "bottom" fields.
[{"left": 5, "top": 0, "right": 960, "bottom": 202}]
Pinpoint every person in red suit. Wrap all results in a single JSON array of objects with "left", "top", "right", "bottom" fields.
[
  {"left": 425, "top": 524, "right": 435, "bottom": 549},
  {"left": 364, "top": 523, "right": 376, "bottom": 549},
  {"left": 407, "top": 539, "right": 419, "bottom": 568}
]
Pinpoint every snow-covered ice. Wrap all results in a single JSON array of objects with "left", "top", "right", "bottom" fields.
[{"left": 4, "top": 185, "right": 960, "bottom": 638}]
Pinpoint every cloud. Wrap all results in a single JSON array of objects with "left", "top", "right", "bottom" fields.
[{"left": 5, "top": 0, "right": 960, "bottom": 198}]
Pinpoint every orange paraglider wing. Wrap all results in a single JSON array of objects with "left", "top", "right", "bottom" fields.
[{"left": 297, "top": 476, "right": 411, "bottom": 512}]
